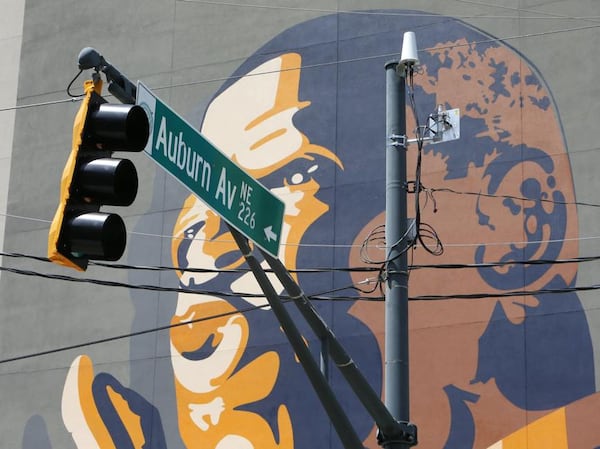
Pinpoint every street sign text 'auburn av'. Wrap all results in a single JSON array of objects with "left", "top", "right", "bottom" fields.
[{"left": 136, "top": 82, "right": 284, "bottom": 257}]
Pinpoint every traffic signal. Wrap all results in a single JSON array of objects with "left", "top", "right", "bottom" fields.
[{"left": 48, "top": 77, "right": 149, "bottom": 271}]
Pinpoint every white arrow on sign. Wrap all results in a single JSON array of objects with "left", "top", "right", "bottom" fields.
[{"left": 264, "top": 226, "right": 278, "bottom": 243}]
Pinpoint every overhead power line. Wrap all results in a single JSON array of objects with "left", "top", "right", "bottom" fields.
[
  {"left": 0, "top": 263, "right": 261, "bottom": 299},
  {"left": 0, "top": 301, "right": 274, "bottom": 366},
  {"left": 412, "top": 284, "right": 600, "bottom": 301},
  {"left": 3, "top": 174, "right": 600, "bottom": 253},
  {"left": 0, "top": 97, "right": 82, "bottom": 113},
  {"left": 2, "top": 251, "right": 600, "bottom": 302},
  {"left": 431, "top": 187, "right": 600, "bottom": 209},
  {"left": 147, "top": 22, "right": 600, "bottom": 93},
  {"left": 176, "top": 0, "right": 600, "bottom": 23},
  {"left": 1, "top": 18, "right": 599, "bottom": 113},
  {"left": 2, "top": 275, "right": 600, "bottom": 366},
  {"left": 410, "top": 255, "right": 600, "bottom": 270},
  {"left": 3, "top": 204, "right": 600, "bottom": 249},
  {"left": 435, "top": 0, "right": 600, "bottom": 23},
  {"left": 0, "top": 262, "right": 375, "bottom": 302},
  {"left": 0, "top": 250, "right": 380, "bottom": 274},
  {"left": 3, "top": 179, "right": 600, "bottom": 231},
  {"left": 5, "top": 250, "right": 600, "bottom": 275}
]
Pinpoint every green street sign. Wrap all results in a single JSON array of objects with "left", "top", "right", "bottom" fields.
[{"left": 136, "top": 82, "right": 284, "bottom": 257}]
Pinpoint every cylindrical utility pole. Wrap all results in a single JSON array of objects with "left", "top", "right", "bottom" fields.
[{"left": 383, "top": 60, "right": 411, "bottom": 448}]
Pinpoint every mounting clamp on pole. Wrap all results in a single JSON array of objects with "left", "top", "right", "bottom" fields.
[
  {"left": 389, "top": 134, "right": 407, "bottom": 148},
  {"left": 78, "top": 47, "right": 138, "bottom": 104}
]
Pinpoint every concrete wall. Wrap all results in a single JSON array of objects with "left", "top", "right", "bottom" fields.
[
  {"left": 0, "top": 0, "right": 25, "bottom": 275},
  {"left": 2, "top": 1, "right": 600, "bottom": 449}
]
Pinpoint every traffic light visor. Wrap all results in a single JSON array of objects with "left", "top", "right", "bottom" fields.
[
  {"left": 78, "top": 158, "right": 138, "bottom": 206},
  {"left": 66, "top": 212, "right": 127, "bottom": 261},
  {"left": 88, "top": 103, "right": 149, "bottom": 151}
]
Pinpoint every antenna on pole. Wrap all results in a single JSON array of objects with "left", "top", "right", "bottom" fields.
[{"left": 400, "top": 31, "right": 419, "bottom": 66}]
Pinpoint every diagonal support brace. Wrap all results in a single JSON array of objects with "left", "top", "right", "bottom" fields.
[{"left": 227, "top": 225, "right": 365, "bottom": 449}]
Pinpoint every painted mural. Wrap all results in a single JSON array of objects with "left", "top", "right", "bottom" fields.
[{"left": 32, "top": 10, "right": 600, "bottom": 449}]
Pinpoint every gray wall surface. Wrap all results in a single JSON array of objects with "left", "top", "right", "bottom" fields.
[
  {"left": 0, "top": 0, "right": 25, "bottom": 275},
  {"left": 1, "top": 1, "right": 600, "bottom": 449}
]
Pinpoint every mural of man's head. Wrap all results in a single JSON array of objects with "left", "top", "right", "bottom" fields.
[{"left": 121, "top": 10, "right": 597, "bottom": 449}]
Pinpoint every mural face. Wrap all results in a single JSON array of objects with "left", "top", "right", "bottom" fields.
[{"left": 39, "top": 10, "right": 600, "bottom": 449}]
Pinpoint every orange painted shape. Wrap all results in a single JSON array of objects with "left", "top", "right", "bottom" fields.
[
  {"left": 75, "top": 355, "right": 116, "bottom": 449},
  {"left": 501, "top": 408, "right": 568, "bottom": 449},
  {"left": 106, "top": 386, "right": 146, "bottom": 449}
]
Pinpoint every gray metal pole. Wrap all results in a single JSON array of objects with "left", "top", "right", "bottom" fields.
[{"left": 384, "top": 60, "right": 411, "bottom": 447}]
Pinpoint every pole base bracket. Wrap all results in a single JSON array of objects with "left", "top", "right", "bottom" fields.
[{"left": 377, "top": 421, "right": 418, "bottom": 448}]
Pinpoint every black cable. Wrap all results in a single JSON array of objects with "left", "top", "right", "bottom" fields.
[
  {"left": 0, "top": 285, "right": 380, "bottom": 366},
  {"left": 90, "top": 261, "right": 381, "bottom": 275},
  {"left": 410, "top": 283, "right": 600, "bottom": 301},
  {"left": 5, "top": 247, "right": 600, "bottom": 274},
  {"left": 0, "top": 301, "right": 275, "bottom": 365},
  {"left": 308, "top": 280, "right": 385, "bottom": 298},
  {"left": 0, "top": 263, "right": 380, "bottom": 303},
  {"left": 311, "top": 294, "right": 384, "bottom": 301},
  {"left": 66, "top": 69, "right": 85, "bottom": 98},
  {"left": 0, "top": 264, "right": 263, "bottom": 299},
  {"left": 4, "top": 282, "right": 598, "bottom": 366},
  {"left": 0, "top": 250, "right": 381, "bottom": 274},
  {"left": 406, "top": 66, "right": 444, "bottom": 257},
  {"left": 6, "top": 281, "right": 600, "bottom": 365},
  {"left": 360, "top": 225, "right": 387, "bottom": 265},
  {"left": 1, "top": 251, "right": 49, "bottom": 263},
  {"left": 410, "top": 255, "right": 600, "bottom": 270},
  {"left": 3, "top": 264, "right": 600, "bottom": 365},
  {"left": 430, "top": 186, "right": 600, "bottom": 209},
  {"left": 4, "top": 250, "right": 600, "bottom": 273}
]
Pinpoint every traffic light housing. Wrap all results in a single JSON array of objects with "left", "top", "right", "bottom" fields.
[{"left": 48, "top": 78, "right": 149, "bottom": 271}]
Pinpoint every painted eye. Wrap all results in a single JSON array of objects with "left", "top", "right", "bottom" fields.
[
  {"left": 177, "top": 221, "right": 206, "bottom": 268},
  {"left": 289, "top": 164, "right": 319, "bottom": 185}
]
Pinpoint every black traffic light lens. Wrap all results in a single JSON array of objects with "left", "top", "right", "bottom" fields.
[
  {"left": 66, "top": 212, "right": 126, "bottom": 261},
  {"left": 89, "top": 103, "right": 149, "bottom": 151},
  {"left": 78, "top": 158, "right": 138, "bottom": 206}
]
